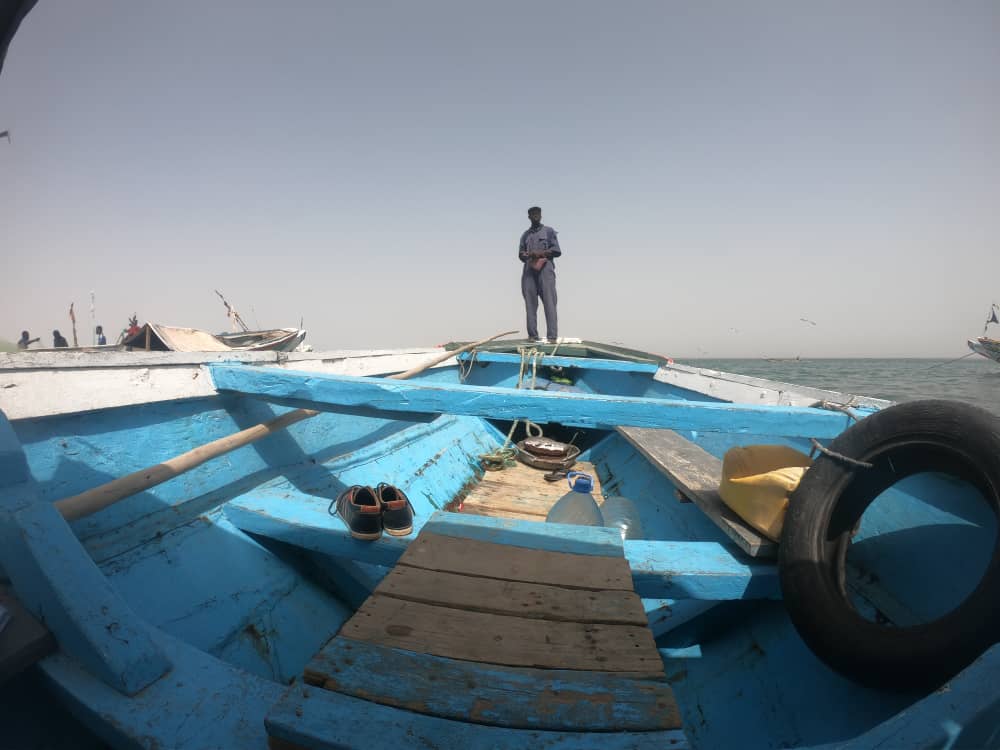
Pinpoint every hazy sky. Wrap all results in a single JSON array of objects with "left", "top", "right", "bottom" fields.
[{"left": 1, "top": 1, "right": 998, "bottom": 357}]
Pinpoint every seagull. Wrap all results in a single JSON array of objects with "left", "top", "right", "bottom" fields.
[{"left": 799, "top": 317, "right": 817, "bottom": 326}]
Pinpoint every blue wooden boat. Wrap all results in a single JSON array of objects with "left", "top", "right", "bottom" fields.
[{"left": 1, "top": 341, "right": 998, "bottom": 749}]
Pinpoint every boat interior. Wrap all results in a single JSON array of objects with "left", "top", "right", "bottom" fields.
[{"left": 2, "top": 350, "right": 997, "bottom": 748}]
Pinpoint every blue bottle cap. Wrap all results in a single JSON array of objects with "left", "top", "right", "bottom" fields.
[{"left": 566, "top": 471, "right": 594, "bottom": 493}]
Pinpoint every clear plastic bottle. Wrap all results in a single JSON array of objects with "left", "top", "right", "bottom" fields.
[
  {"left": 600, "top": 496, "right": 646, "bottom": 540},
  {"left": 545, "top": 471, "right": 603, "bottom": 527}
]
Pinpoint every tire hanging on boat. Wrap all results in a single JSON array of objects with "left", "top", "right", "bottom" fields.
[{"left": 778, "top": 399, "right": 1000, "bottom": 691}]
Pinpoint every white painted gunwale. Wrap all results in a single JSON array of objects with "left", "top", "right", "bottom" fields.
[{"left": 0, "top": 346, "right": 890, "bottom": 420}]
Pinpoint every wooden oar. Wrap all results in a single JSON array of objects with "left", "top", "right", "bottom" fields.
[{"left": 54, "top": 330, "right": 518, "bottom": 522}]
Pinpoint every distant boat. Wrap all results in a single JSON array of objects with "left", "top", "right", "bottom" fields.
[
  {"left": 122, "top": 322, "right": 306, "bottom": 352},
  {"left": 968, "top": 304, "right": 1000, "bottom": 363},
  {"left": 967, "top": 336, "right": 1000, "bottom": 364}
]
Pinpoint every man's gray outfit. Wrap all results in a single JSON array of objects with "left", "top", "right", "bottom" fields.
[{"left": 518, "top": 224, "right": 561, "bottom": 341}]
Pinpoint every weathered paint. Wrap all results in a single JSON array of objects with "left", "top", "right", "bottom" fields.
[
  {"left": 0, "top": 412, "right": 171, "bottom": 695},
  {"left": 626, "top": 540, "right": 780, "bottom": 600},
  {"left": 663, "top": 601, "right": 916, "bottom": 749},
  {"left": 100, "top": 511, "right": 352, "bottom": 684},
  {"left": 828, "top": 645, "right": 1000, "bottom": 749},
  {"left": 422, "top": 510, "right": 624, "bottom": 557},
  {"left": 456, "top": 351, "right": 660, "bottom": 373},
  {"left": 15, "top": 396, "right": 417, "bottom": 546},
  {"left": 266, "top": 680, "right": 690, "bottom": 749},
  {"left": 305, "top": 639, "right": 677, "bottom": 732},
  {"left": 40, "top": 627, "right": 283, "bottom": 749},
  {"left": 0, "top": 347, "right": 444, "bottom": 419},
  {"left": 209, "top": 363, "right": 856, "bottom": 437},
  {"left": 657, "top": 362, "right": 890, "bottom": 409}
]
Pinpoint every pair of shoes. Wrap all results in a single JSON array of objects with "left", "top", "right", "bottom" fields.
[{"left": 332, "top": 483, "right": 414, "bottom": 540}]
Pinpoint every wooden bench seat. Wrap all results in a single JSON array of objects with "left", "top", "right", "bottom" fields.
[{"left": 617, "top": 426, "right": 777, "bottom": 558}]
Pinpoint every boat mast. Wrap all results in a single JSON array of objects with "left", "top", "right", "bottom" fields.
[{"left": 215, "top": 290, "right": 250, "bottom": 332}]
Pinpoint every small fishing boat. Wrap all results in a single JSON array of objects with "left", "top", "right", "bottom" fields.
[
  {"left": 968, "top": 304, "right": 1000, "bottom": 363},
  {"left": 1, "top": 336, "right": 998, "bottom": 749},
  {"left": 122, "top": 322, "right": 307, "bottom": 353},
  {"left": 967, "top": 336, "right": 1000, "bottom": 364}
]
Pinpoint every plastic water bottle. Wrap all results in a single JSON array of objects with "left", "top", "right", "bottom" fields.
[
  {"left": 546, "top": 471, "right": 603, "bottom": 527},
  {"left": 600, "top": 496, "right": 646, "bottom": 540}
]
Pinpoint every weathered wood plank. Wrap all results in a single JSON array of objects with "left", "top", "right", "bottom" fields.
[
  {"left": 0, "top": 585, "right": 56, "bottom": 684},
  {"left": 304, "top": 639, "right": 680, "bottom": 731},
  {"left": 267, "top": 681, "right": 689, "bottom": 749},
  {"left": 399, "top": 531, "right": 633, "bottom": 590},
  {"left": 460, "top": 460, "right": 604, "bottom": 521},
  {"left": 617, "top": 426, "right": 777, "bottom": 558},
  {"left": 208, "top": 363, "right": 854, "bottom": 438},
  {"left": 626, "top": 540, "right": 780, "bottom": 600},
  {"left": 421, "top": 510, "right": 624, "bottom": 557},
  {"left": 374, "top": 566, "right": 648, "bottom": 625},
  {"left": 452, "top": 504, "right": 544, "bottom": 521},
  {"left": 340, "top": 595, "right": 662, "bottom": 674}
]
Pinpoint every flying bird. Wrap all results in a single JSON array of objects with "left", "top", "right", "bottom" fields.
[{"left": 799, "top": 317, "right": 817, "bottom": 326}]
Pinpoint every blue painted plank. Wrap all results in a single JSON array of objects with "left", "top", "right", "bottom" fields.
[
  {"left": 0, "top": 500, "right": 172, "bottom": 695},
  {"left": 422, "top": 510, "right": 624, "bottom": 557},
  {"left": 99, "top": 512, "right": 352, "bottom": 685},
  {"left": 226, "top": 491, "right": 780, "bottom": 602},
  {"left": 266, "top": 681, "right": 689, "bottom": 749},
  {"left": 208, "top": 363, "right": 853, "bottom": 438},
  {"left": 457, "top": 351, "right": 660, "bottom": 373},
  {"left": 0, "top": 411, "right": 30, "bottom": 489},
  {"left": 0, "top": 412, "right": 171, "bottom": 695},
  {"left": 304, "top": 639, "right": 681, "bottom": 731},
  {"left": 224, "top": 495, "right": 417, "bottom": 567},
  {"left": 626, "top": 540, "right": 781, "bottom": 600},
  {"left": 40, "top": 627, "right": 283, "bottom": 749},
  {"left": 812, "top": 645, "right": 1000, "bottom": 750}
]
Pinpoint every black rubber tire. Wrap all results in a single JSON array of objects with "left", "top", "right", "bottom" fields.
[{"left": 779, "top": 399, "right": 1000, "bottom": 691}]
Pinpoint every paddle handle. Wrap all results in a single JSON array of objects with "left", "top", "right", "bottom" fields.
[{"left": 54, "top": 329, "right": 518, "bottom": 522}]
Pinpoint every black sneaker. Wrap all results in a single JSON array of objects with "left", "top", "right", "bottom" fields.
[
  {"left": 376, "top": 483, "right": 414, "bottom": 537},
  {"left": 335, "top": 485, "right": 382, "bottom": 540}
]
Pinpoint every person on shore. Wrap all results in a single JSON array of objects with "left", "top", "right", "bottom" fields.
[
  {"left": 17, "top": 330, "right": 39, "bottom": 349},
  {"left": 95, "top": 325, "right": 107, "bottom": 345},
  {"left": 518, "top": 206, "right": 561, "bottom": 343},
  {"left": 52, "top": 330, "right": 69, "bottom": 348},
  {"left": 125, "top": 315, "right": 140, "bottom": 339}
]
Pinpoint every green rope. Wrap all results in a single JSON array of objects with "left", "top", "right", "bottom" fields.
[{"left": 477, "top": 346, "right": 546, "bottom": 471}]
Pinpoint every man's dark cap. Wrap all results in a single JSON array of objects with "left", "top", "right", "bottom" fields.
[{"left": 527, "top": 206, "right": 541, "bottom": 213}]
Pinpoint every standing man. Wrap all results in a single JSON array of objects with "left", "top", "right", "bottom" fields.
[{"left": 518, "top": 206, "right": 561, "bottom": 343}]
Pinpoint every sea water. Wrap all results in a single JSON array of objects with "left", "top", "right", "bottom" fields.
[{"left": 683, "top": 358, "right": 1000, "bottom": 414}]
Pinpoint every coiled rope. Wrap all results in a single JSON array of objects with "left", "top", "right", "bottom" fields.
[{"left": 478, "top": 346, "right": 548, "bottom": 471}]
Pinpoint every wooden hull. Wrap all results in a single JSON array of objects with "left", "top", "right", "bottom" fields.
[{"left": 0, "top": 345, "right": 996, "bottom": 749}]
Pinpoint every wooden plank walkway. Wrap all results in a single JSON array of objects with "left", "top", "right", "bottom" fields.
[
  {"left": 617, "top": 426, "right": 777, "bottom": 558},
  {"left": 460, "top": 460, "right": 604, "bottom": 520},
  {"left": 289, "top": 513, "right": 681, "bottom": 740}
]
